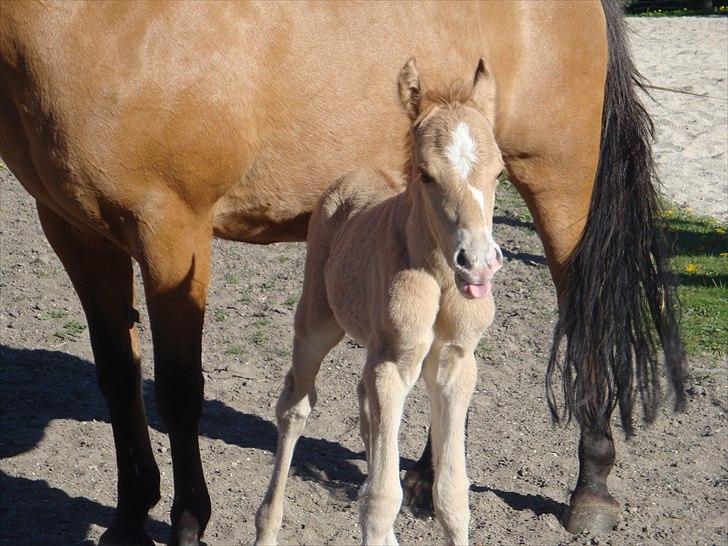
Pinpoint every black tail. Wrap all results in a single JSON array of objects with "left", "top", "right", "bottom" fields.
[{"left": 545, "top": 0, "right": 687, "bottom": 437}]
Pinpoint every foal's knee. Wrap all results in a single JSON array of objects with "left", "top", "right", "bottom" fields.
[{"left": 275, "top": 370, "right": 316, "bottom": 430}]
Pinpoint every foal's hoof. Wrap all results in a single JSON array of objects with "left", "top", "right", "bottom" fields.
[
  {"left": 99, "top": 524, "right": 154, "bottom": 546},
  {"left": 564, "top": 495, "right": 620, "bottom": 534},
  {"left": 401, "top": 466, "right": 434, "bottom": 517}
]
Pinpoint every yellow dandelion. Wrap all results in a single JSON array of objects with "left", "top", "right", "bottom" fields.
[
  {"left": 716, "top": 227, "right": 726, "bottom": 235},
  {"left": 664, "top": 209, "right": 674, "bottom": 219},
  {"left": 685, "top": 263, "right": 698, "bottom": 273},
  {"left": 720, "top": 252, "right": 728, "bottom": 258}
]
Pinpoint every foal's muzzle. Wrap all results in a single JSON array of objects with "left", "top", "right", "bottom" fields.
[{"left": 453, "top": 241, "right": 503, "bottom": 299}]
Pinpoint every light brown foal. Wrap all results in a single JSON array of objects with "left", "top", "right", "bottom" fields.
[{"left": 256, "top": 59, "right": 503, "bottom": 546}]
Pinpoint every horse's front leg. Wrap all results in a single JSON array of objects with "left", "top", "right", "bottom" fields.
[
  {"left": 423, "top": 347, "right": 477, "bottom": 546},
  {"left": 359, "top": 353, "right": 421, "bottom": 546},
  {"left": 136, "top": 206, "right": 214, "bottom": 546},
  {"left": 37, "top": 204, "right": 160, "bottom": 545}
]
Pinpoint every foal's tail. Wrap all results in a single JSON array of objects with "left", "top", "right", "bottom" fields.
[{"left": 545, "top": 0, "right": 687, "bottom": 437}]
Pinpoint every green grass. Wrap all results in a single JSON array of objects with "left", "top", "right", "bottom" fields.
[
  {"left": 495, "top": 177, "right": 727, "bottom": 355},
  {"left": 225, "top": 344, "right": 243, "bottom": 356},
  {"left": 494, "top": 177, "right": 535, "bottom": 228},
  {"left": 52, "top": 320, "right": 87, "bottom": 342},
  {"left": 664, "top": 206, "right": 727, "bottom": 355},
  {"left": 224, "top": 273, "right": 239, "bottom": 285}
]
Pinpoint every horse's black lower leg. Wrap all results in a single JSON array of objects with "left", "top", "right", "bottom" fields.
[
  {"left": 403, "top": 411, "right": 471, "bottom": 514},
  {"left": 402, "top": 431, "right": 435, "bottom": 513},
  {"left": 96, "top": 326, "right": 161, "bottom": 546},
  {"left": 37, "top": 204, "right": 160, "bottom": 545},
  {"left": 564, "top": 424, "right": 620, "bottom": 533},
  {"left": 154, "top": 361, "right": 211, "bottom": 546}
]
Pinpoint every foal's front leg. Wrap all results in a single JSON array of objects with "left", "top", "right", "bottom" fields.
[
  {"left": 423, "top": 348, "right": 477, "bottom": 546},
  {"left": 359, "top": 355, "right": 422, "bottom": 545}
]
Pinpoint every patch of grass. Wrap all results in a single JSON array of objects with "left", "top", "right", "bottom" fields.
[
  {"left": 494, "top": 178, "right": 535, "bottom": 230},
  {"left": 237, "top": 293, "right": 252, "bottom": 305},
  {"left": 213, "top": 308, "right": 225, "bottom": 323},
  {"left": 284, "top": 295, "right": 297, "bottom": 310},
  {"left": 664, "top": 206, "right": 727, "bottom": 355},
  {"left": 260, "top": 279, "right": 275, "bottom": 290},
  {"left": 53, "top": 320, "right": 87, "bottom": 342},
  {"left": 225, "top": 344, "right": 243, "bottom": 356},
  {"left": 39, "top": 309, "right": 67, "bottom": 320},
  {"left": 224, "top": 273, "right": 239, "bottom": 285},
  {"left": 251, "top": 330, "right": 265, "bottom": 345},
  {"left": 250, "top": 317, "right": 270, "bottom": 346}
]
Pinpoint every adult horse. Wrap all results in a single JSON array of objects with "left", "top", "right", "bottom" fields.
[{"left": 0, "top": 1, "right": 685, "bottom": 544}]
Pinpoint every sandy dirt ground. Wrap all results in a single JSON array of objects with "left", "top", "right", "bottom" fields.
[
  {"left": 1, "top": 15, "right": 727, "bottom": 546},
  {"left": 629, "top": 16, "right": 728, "bottom": 222}
]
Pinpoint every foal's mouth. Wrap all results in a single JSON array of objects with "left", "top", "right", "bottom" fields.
[{"left": 455, "top": 273, "right": 492, "bottom": 299}]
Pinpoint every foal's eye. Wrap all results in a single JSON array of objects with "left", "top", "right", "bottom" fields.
[{"left": 420, "top": 172, "right": 434, "bottom": 184}]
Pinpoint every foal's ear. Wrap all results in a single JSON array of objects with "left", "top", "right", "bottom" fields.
[
  {"left": 472, "top": 58, "right": 496, "bottom": 125},
  {"left": 398, "top": 57, "right": 421, "bottom": 120}
]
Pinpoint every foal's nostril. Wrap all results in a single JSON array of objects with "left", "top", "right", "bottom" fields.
[
  {"left": 456, "top": 249, "right": 471, "bottom": 269},
  {"left": 494, "top": 245, "right": 504, "bottom": 266}
]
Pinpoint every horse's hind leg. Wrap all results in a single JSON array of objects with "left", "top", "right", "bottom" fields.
[
  {"left": 255, "top": 277, "right": 344, "bottom": 545},
  {"left": 134, "top": 207, "right": 215, "bottom": 546},
  {"left": 508, "top": 152, "right": 619, "bottom": 533},
  {"left": 37, "top": 204, "right": 160, "bottom": 545}
]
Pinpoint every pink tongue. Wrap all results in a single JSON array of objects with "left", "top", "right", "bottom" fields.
[{"left": 465, "top": 280, "right": 492, "bottom": 299}]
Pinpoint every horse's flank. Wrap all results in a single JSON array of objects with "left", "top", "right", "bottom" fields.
[{"left": 0, "top": 0, "right": 605, "bottom": 252}]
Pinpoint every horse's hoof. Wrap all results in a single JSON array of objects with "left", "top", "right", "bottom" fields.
[
  {"left": 401, "top": 466, "right": 434, "bottom": 516},
  {"left": 563, "top": 495, "right": 620, "bottom": 534},
  {"left": 99, "top": 524, "right": 154, "bottom": 546}
]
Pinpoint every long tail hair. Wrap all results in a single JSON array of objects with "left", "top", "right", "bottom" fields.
[{"left": 545, "top": 0, "right": 687, "bottom": 436}]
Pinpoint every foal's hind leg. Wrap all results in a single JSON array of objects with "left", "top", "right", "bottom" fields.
[
  {"left": 423, "top": 348, "right": 477, "bottom": 546},
  {"left": 37, "top": 204, "right": 159, "bottom": 545},
  {"left": 255, "top": 283, "right": 344, "bottom": 545}
]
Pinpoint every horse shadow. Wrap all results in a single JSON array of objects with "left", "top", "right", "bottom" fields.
[
  {"left": 0, "top": 343, "right": 369, "bottom": 473},
  {"left": 0, "top": 471, "right": 171, "bottom": 545},
  {"left": 470, "top": 483, "right": 567, "bottom": 521},
  {"left": 0, "top": 345, "right": 566, "bottom": 537}
]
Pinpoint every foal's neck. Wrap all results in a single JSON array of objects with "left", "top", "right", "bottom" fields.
[{"left": 402, "top": 179, "right": 448, "bottom": 278}]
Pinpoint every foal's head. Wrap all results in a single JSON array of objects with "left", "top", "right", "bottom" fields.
[{"left": 398, "top": 58, "right": 504, "bottom": 299}]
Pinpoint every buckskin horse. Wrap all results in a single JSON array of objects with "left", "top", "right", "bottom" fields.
[{"left": 0, "top": 1, "right": 685, "bottom": 544}]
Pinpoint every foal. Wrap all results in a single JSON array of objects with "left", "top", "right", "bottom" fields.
[{"left": 256, "top": 58, "right": 504, "bottom": 546}]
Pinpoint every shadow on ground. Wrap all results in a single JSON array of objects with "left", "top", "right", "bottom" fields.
[{"left": 0, "top": 345, "right": 566, "bottom": 538}]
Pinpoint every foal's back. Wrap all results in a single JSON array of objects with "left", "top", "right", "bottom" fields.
[{"left": 307, "top": 167, "right": 427, "bottom": 347}]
